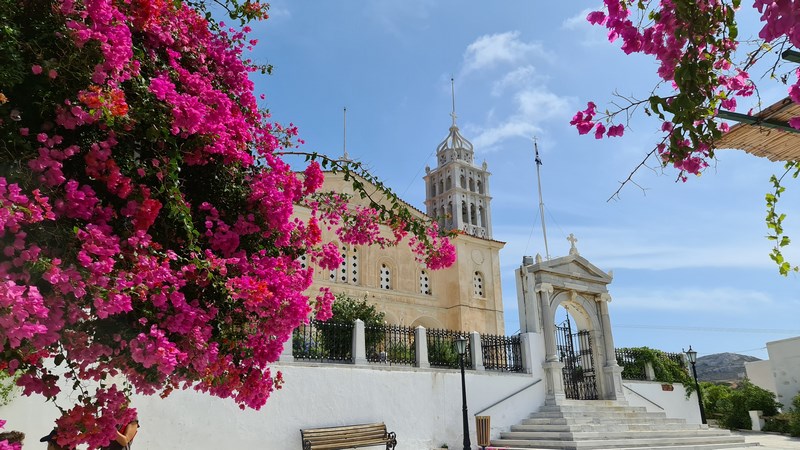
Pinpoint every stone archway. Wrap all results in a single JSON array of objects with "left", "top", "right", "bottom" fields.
[{"left": 516, "top": 242, "right": 625, "bottom": 405}]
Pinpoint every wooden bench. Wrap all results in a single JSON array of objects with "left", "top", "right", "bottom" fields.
[{"left": 300, "top": 422, "right": 397, "bottom": 450}]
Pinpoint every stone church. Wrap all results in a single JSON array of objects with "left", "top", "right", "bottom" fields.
[{"left": 297, "top": 106, "right": 506, "bottom": 334}]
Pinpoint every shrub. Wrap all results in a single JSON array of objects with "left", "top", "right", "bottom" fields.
[{"left": 717, "top": 379, "right": 781, "bottom": 430}]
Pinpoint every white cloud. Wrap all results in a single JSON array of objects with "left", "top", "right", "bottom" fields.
[
  {"left": 491, "top": 65, "right": 538, "bottom": 96},
  {"left": 469, "top": 89, "right": 573, "bottom": 150},
  {"left": 561, "top": 8, "right": 595, "bottom": 30},
  {"left": 462, "top": 31, "right": 550, "bottom": 74}
]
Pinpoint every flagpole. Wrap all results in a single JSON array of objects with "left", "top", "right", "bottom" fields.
[{"left": 534, "top": 137, "right": 550, "bottom": 260}]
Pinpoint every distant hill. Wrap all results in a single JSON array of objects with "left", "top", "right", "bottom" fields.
[{"left": 695, "top": 352, "right": 761, "bottom": 383}]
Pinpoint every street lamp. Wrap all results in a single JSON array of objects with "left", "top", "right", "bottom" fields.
[
  {"left": 454, "top": 335, "right": 471, "bottom": 450},
  {"left": 685, "top": 346, "right": 707, "bottom": 424}
]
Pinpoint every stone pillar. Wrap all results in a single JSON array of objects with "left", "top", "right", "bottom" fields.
[
  {"left": 537, "top": 283, "right": 565, "bottom": 405},
  {"left": 352, "top": 319, "right": 367, "bottom": 365},
  {"left": 278, "top": 332, "right": 295, "bottom": 363},
  {"left": 415, "top": 326, "right": 429, "bottom": 368},
  {"left": 598, "top": 294, "right": 625, "bottom": 401},
  {"left": 470, "top": 331, "right": 484, "bottom": 371},
  {"left": 537, "top": 283, "right": 557, "bottom": 362},
  {"left": 519, "top": 332, "right": 534, "bottom": 374},
  {"left": 516, "top": 265, "right": 540, "bottom": 333}
]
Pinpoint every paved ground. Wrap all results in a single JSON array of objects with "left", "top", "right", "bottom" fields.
[{"left": 734, "top": 430, "right": 800, "bottom": 450}]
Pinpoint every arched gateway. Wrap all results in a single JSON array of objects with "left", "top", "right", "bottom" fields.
[{"left": 515, "top": 237, "right": 625, "bottom": 405}]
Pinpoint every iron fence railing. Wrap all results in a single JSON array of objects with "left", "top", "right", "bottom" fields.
[
  {"left": 365, "top": 323, "right": 416, "bottom": 366},
  {"left": 426, "top": 328, "right": 470, "bottom": 369},
  {"left": 615, "top": 348, "right": 687, "bottom": 380},
  {"left": 292, "top": 320, "right": 353, "bottom": 363},
  {"left": 615, "top": 348, "right": 647, "bottom": 380},
  {"left": 481, "top": 333, "right": 523, "bottom": 372}
]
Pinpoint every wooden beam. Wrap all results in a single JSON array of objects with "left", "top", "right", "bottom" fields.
[
  {"left": 782, "top": 49, "right": 800, "bottom": 64},
  {"left": 717, "top": 110, "right": 800, "bottom": 134}
]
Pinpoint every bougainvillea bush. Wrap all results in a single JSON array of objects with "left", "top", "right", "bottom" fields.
[
  {"left": 0, "top": 0, "right": 455, "bottom": 447},
  {"left": 573, "top": 0, "right": 800, "bottom": 273}
]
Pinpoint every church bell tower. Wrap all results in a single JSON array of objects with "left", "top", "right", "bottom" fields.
[{"left": 423, "top": 80, "right": 493, "bottom": 239}]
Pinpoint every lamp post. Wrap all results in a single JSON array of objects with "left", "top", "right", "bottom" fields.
[
  {"left": 685, "top": 346, "right": 707, "bottom": 424},
  {"left": 454, "top": 336, "right": 471, "bottom": 450}
]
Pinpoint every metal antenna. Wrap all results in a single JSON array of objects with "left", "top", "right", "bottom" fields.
[
  {"left": 450, "top": 77, "right": 457, "bottom": 126},
  {"left": 342, "top": 107, "right": 349, "bottom": 161},
  {"left": 534, "top": 137, "right": 550, "bottom": 260}
]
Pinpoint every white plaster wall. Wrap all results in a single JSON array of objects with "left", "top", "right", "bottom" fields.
[
  {"left": 767, "top": 336, "right": 800, "bottom": 408},
  {"left": 1, "top": 363, "right": 545, "bottom": 450},
  {"left": 745, "top": 360, "right": 777, "bottom": 395},
  {"left": 622, "top": 381, "right": 702, "bottom": 424}
]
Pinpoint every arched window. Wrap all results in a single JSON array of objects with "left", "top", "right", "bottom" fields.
[
  {"left": 470, "top": 203, "right": 477, "bottom": 225},
  {"left": 446, "top": 176, "right": 452, "bottom": 190},
  {"left": 461, "top": 201, "right": 468, "bottom": 223},
  {"left": 419, "top": 270, "right": 431, "bottom": 295},
  {"left": 460, "top": 174, "right": 466, "bottom": 189},
  {"left": 477, "top": 180, "right": 484, "bottom": 194},
  {"left": 380, "top": 263, "right": 392, "bottom": 290},
  {"left": 473, "top": 271, "right": 484, "bottom": 297},
  {"left": 479, "top": 206, "right": 486, "bottom": 228},
  {"left": 468, "top": 177, "right": 475, "bottom": 192},
  {"left": 430, "top": 180, "right": 436, "bottom": 197},
  {"left": 329, "top": 245, "right": 359, "bottom": 285},
  {"left": 439, "top": 179, "right": 444, "bottom": 194}
]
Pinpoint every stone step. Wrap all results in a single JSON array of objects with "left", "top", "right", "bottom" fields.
[
  {"left": 498, "top": 443, "right": 758, "bottom": 450},
  {"left": 491, "top": 435, "right": 750, "bottom": 449},
  {"left": 538, "top": 404, "right": 649, "bottom": 414},
  {"left": 520, "top": 417, "right": 688, "bottom": 426},
  {"left": 499, "top": 429, "right": 732, "bottom": 441},
  {"left": 530, "top": 411, "right": 670, "bottom": 419},
  {"left": 511, "top": 422, "right": 706, "bottom": 432}
]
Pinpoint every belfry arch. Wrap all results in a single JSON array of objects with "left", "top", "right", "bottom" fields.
[{"left": 516, "top": 238, "right": 625, "bottom": 405}]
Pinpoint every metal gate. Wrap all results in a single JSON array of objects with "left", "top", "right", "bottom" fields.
[{"left": 555, "top": 319, "right": 598, "bottom": 400}]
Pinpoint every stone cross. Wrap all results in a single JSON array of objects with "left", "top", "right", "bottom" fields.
[{"left": 567, "top": 233, "right": 579, "bottom": 256}]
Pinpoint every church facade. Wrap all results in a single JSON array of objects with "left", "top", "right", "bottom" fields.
[{"left": 297, "top": 108, "right": 506, "bottom": 334}]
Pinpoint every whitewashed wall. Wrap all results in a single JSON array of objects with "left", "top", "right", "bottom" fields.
[
  {"left": 767, "top": 336, "right": 800, "bottom": 408},
  {"left": 745, "top": 360, "right": 778, "bottom": 395},
  {"left": 623, "top": 380, "right": 701, "bottom": 423},
  {"left": 1, "top": 360, "right": 546, "bottom": 449}
]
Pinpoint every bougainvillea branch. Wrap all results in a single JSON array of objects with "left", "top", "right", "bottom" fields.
[
  {"left": 576, "top": 0, "right": 800, "bottom": 274},
  {"left": 0, "top": 0, "right": 454, "bottom": 447}
]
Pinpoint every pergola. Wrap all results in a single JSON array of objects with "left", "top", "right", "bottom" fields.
[{"left": 714, "top": 49, "right": 800, "bottom": 161}]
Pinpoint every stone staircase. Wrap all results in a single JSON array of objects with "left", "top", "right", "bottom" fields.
[{"left": 490, "top": 400, "right": 757, "bottom": 450}]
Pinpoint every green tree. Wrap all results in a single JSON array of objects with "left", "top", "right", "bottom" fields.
[
  {"left": 700, "top": 382, "right": 733, "bottom": 418},
  {"left": 317, "top": 294, "right": 386, "bottom": 358},
  {"left": 718, "top": 379, "right": 781, "bottom": 430}
]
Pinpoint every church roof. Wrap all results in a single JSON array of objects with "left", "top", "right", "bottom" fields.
[{"left": 436, "top": 124, "right": 474, "bottom": 154}]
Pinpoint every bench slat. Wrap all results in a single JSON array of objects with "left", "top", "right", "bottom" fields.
[{"left": 301, "top": 423, "right": 395, "bottom": 450}]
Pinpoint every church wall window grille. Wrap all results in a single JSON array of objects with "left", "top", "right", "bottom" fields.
[
  {"left": 329, "top": 245, "right": 359, "bottom": 285},
  {"left": 473, "top": 271, "right": 484, "bottom": 297},
  {"left": 419, "top": 270, "right": 431, "bottom": 295},
  {"left": 379, "top": 263, "right": 392, "bottom": 290}
]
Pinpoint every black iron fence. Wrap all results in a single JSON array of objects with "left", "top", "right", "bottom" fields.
[
  {"left": 426, "top": 328, "right": 470, "bottom": 369},
  {"left": 365, "top": 323, "right": 416, "bottom": 366},
  {"left": 480, "top": 333, "right": 523, "bottom": 372},
  {"left": 292, "top": 320, "right": 353, "bottom": 363},
  {"left": 615, "top": 347, "right": 686, "bottom": 380}
]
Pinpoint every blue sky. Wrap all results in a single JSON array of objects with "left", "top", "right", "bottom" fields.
[{"left": 248, "top": 2, "right": 800, "bottom": 360}]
